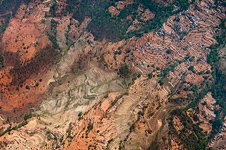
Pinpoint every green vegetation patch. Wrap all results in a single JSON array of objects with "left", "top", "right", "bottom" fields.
[
  {"left": 69, "top": 0, "right": 191, "bottom": 41},
  {"left": 0, "top": 121, "right": 28, "bottom": 137},
  {"left": 0, "top": 14, "right": 10, "bottom": 34},
  {"left": 118, "top": 64, "right": 130, "bottom": 77},
  {"left": 24, "top": 113, "right": 32, "bottom": 120},
  {"left": 207, "top": 19, "right": 226, "bottom": 137},
  {"left": 0, "top": 55, "right": 4, "bottom": 63},
  {"left": 0, "top": 0, "right": 27, "bottom": 34},
  {"left": 47, "top": 19, "right": 59, "bottom": 49},
  {"left": 169, "top": 109, "right": 208, "bottom": 150},
  {"left": 169, "top": 18, "right": 226, "bottom": 149}
]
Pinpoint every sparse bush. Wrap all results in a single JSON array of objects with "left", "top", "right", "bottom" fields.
[
  {"left": 78, "top": 112, "right": 82, "bottom": 120},
  {"left": 203, "top": 76, "right": 208, "bottom": 80},
  {"left": 0, "top": 55, "right": 4, "bottom": 63},
  {"left": 166, "top": 49, "right": 172, "bottom": 54},
  {"left": 148, "top": 73, "right": 153, "bottom": 79},
  {"left": 25, "top": 85, "right": 30, "bottom": 90},
  {"left": 188, "top": 66, "right": 195, "bottom": 72},
  {"left": 158, "top": 79, "right": 164, "bottom": 85},
  {"left": 87, "top": 122, "right": 93, "bottom": 131},
  {"left": 40, "top": 19, "right": 45, "bottom": 24},
  {"left": 156, "top": 67, "right": 160, "bottom": 70}
]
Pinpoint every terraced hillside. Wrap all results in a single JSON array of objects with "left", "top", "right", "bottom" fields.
[{"left": 0, "top": 0, "right": 225, "bottom": 149}]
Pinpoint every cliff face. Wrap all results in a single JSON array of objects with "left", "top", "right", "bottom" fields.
[{"left": 0, "top": 0, "right": 225, "bottom": 149}]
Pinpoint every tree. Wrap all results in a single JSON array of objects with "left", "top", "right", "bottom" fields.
[
  {"left": 166, "top": 49, "right": 172, "bottom": 54},
  {"left": 118, "top": 64, "right": 129, "bottom": 77},
  {"left": 148, "top": 73, "right": 153, "bottom": 79},
  {"left": 0, "top": 55, "right": 4, "bottom": 63},
  {"left": 159, "top": 79, "right": 164, "bottom": 85}
]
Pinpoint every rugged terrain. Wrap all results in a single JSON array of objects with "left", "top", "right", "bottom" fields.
[{"left": 0, "top": 0, "right": 225, "bottom": 149}]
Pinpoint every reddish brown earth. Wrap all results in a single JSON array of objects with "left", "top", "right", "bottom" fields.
[
  {"left": 0, "top": 0, "right": 225, "bottom": 149},
  {"left": 0, "top": 3, "right": 58, "bottom": 121}
]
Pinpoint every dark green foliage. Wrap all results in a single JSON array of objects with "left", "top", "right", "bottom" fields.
[
  {"left": 24, "top": 113, "right": 32, "bottom": 120},
  {"left": 167, "top": 7, "right": 224, "bottom": 150},
  {"left": 207, "top": 19, "right": 226, "bottom": 137},
  {"left": 118, "top": 64, "right": 129, "bottom": 77},
  {"left": 148, "top": 73, "right": 153, "bottom": 79},
  {"left": 185, "top": 54, "right": 195, "bottom": 62},
  {"left": 48, "top": 19, "right": 59, "bottom": 49},
  {"left": 138, "top": 0, "right": 164, "bottom": 12},
  {"left": 0, "top": 14, "right": 10, "bottom": 34},
  {"left": 87, "top": 122, "right": 93, "bottom": 131},
  {"left": 198, "top": 71, "right": 204, "bottom": 75},
  {"left": 207, "top": 44, "right": 219, "bottom": 65},
  {"left": 129, "top": 0, "right": 190, "bottom": 37},
  {"left": 68, "top": 0, "right": 190, "bottom": 41},
  {"left": 157, "top": 61, "right": 181, "bottom": 86},
  {"left": 86, "top": 121, "right": 93, "bottom": 138},
  {"left": 203, "top": 76, "right": 208, "bottom": 80},
  {"left": 111, "top": 99, "right": 118, "bottom": 106},
  {"left": 0, "top": 0, "right": 22, "bottom": 15},
  {"left": 0, "top": 55, "right": 4, "bottom": 63},
  {"left": 184, "top": 88, "right": 208, "bottom": 110},
  {"left": 85, "top": 121, "right": 93, "bottom": 138},
  {"left": 49, "top": 0, "right": 57, "bottom": 17},
  {"left": 190, "top": 85, "right": 198, "bottom": 92},
  {"left": 78, "top": 112, "right": 82, "bottom": 120},
  {"left": 175, "top": 0, "right": 190, "bottom": 10},
  {"left": 0, "top": 0, "right": 27, "bottom": 34},
  {"left": 128, "top": 0, "right": 174, "bottom": 38},
  {"left": 0, "top": 121, "right": 28, "bottom": 137},
  {"left": 136, "top": 72, "right": 142, "bottom": 78},
  {"left": 78, "top": 112, "right": 82, "bottom": 117},
  {"left": 166, "top": 49, "right": 172, "bottom": 54},
  {"left": 161, "top": 61, "right": 179, "bottom": 78},
  {"left": 169, "top": 109, "right": 208, "bottom": 150},
  {"left": 66, "top": 0, "right": 79, "bottom": 12},
  {"left": 205, "top": 70, "right": 211, "bottom": 74},
  {"left": 189, "top": 56, "right": 195, "bottom": 62},
  {"left": 129, "top": 123, "right": 136, "bottom": 132},
  {"left": 193, "top": 114, "right": 199, "bottom": 122},
  {"left": 25, "top": 85, "right": 30, "bottom": 90},
  {"left": 158, "top": 78, "right": 164, "bottom": 86},
  {"left": 188, "top": 66, "right": 195, "bottom": 72},
  {"left": 72, "top": 0, "right": 129, "bottom": 41},
  {"left": 212, "top": 118, "right": 223, "bottom": 134},
  {"left": 119, "top": 3, "right": 138, "bottom": 19}
]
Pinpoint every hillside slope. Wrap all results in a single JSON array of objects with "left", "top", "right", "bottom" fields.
[{"left": 0, "top": 0, "right": 225, "bottom": 149}]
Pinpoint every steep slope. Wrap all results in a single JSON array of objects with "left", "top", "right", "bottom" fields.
[{"left": 0, "top": 0, "right": 225, "bottom": 149}]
